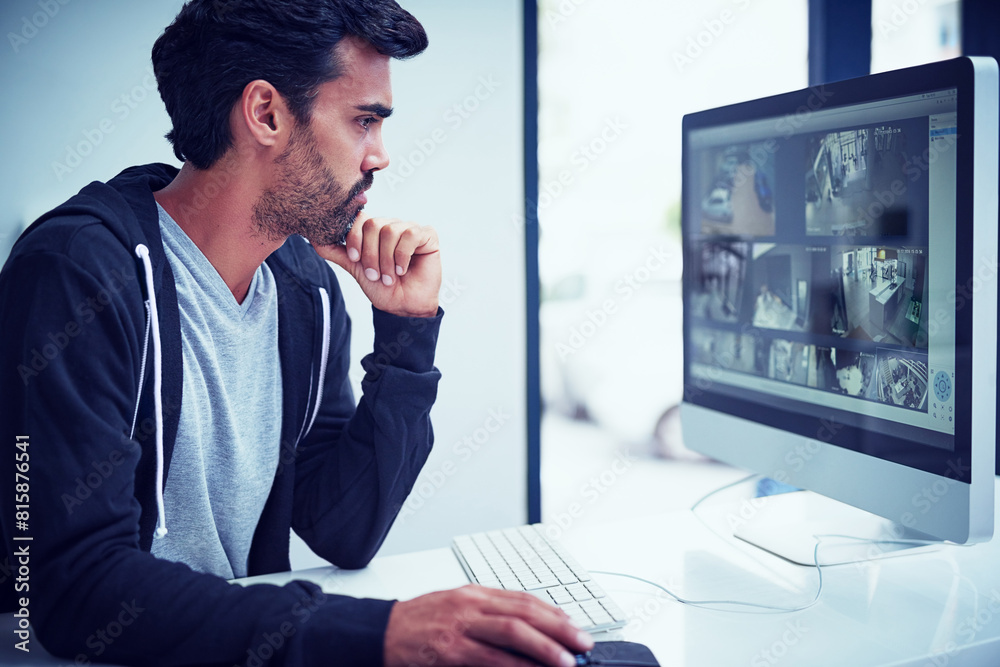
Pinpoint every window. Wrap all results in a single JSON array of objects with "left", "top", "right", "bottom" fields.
[
  {"left": 871, "top": 0, "right": 961, "bottom": 74},
  {"left": 537, "top": 0, "right": 808, "bottom": 516}
]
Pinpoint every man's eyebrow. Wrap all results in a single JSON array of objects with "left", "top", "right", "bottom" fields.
[{"left": 356, "top": 103, "right": 393, "bottom": 119}]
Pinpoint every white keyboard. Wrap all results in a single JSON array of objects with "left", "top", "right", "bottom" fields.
[{"left": 451, "top": 525, "right": 627, "bottom": 633}]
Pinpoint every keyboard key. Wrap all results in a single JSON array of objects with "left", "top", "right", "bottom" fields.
[
  {"left": 601, "top": 600, "right": 626, "bottom": 623},
  {"left": 556, "top": 570, "right": 579, "bottom": 586},
  {"left": 548, "top": 587, "right": 575, "bottom": 606},
  {"left": 451, "top": 526, "right": 626, "bottom": 634},
  {"left": 586, "top": 606, "right": 615, "bottom": 627},
  {"left": 565, "top": 583, "right": 591, "bottom": 601},
  {"left": 563, "top": 605, "right": 591, "bottom": 628},
  {"left": 528, "top": 589, "right": 553, "bottom": 604}
]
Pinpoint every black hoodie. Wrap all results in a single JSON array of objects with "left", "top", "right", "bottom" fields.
[{"left": 0, "top": 163, "right": 442, "bottom": 666}]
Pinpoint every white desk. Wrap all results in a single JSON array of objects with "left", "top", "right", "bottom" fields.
[{"left": 4, "top": 486, "right": 1000, "bottom": 666}]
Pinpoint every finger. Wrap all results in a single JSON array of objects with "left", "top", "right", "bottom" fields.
[
  {"left": 466, "top": 615, "right": 578, "bottom": 667},
  {"left": 359, "top": 216, "right": 384, "bottom": 283},
  {"left": 313, "top": 242, "right": 351, "bottom": 271},
  {"left": 412, "top": 224, "right": 439, "bottom": 255},
  {"left": 344, "top": 209, "right": 366, "bottom": 263},
  {"left": 478, "top": 593, "right": 593, "bottom": 654},
  {"left": 392, "top": 226, "right": 430, "bottom": 276},
  {"left": 379, "top": 222, "right": 406, "bottom": 286},
  {"left": 478, "top": 590, "right": 569, "bottom": 624}
]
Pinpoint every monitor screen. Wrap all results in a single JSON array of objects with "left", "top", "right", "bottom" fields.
[{"left": 681, "top": 57, "right": 996, "bottom": 545}]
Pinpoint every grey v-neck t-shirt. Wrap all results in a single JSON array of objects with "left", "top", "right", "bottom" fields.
[{"left": 151, "top": 203, "right": 282, "bottom": 579}]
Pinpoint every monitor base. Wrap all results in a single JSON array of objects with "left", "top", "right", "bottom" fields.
[{"left": 733, "top": 490, "right": 943, "bottom": 566}]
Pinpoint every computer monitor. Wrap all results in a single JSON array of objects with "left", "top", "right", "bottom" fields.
[{"left": 680, "top": 57, "right": 998, "bottom": 565}]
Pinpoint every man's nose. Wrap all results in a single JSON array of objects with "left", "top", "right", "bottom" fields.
[{"left": 363, "top": 135, "right": 390, "bottom": 173}]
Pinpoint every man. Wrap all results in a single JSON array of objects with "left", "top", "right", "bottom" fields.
[{"left": 0, "top": 1, "right": 593, "bottom": 665}]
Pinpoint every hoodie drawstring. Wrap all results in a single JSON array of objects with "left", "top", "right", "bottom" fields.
[
  {"left": 135, "top": 244, "right": 168, "bottom": 539},
  {"left": 305, "top": 287, "right": 331, "bottom": 437}
]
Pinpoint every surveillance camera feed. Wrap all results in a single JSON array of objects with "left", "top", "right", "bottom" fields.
[{"left": 686, "top": 88, "right": 958, "bottom": 450}]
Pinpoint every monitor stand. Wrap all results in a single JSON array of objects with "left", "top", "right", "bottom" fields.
[{"left": 732, "top": 490, "right": 943, "bottom": 566}]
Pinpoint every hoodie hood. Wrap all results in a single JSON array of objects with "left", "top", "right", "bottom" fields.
[{"left": 18, "top": 163, "right": 178, "bottom": 259}]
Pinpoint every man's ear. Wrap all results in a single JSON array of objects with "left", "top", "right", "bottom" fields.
[{"left": 237, "top": 79, "right": 290, "bottom": 149}]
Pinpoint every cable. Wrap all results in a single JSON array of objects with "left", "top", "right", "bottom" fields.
[
  {"left": 588, "top": 475, "right": 838, "bottom": 614},
  {"left": 688, "top": 472, "right": 759, "bottom": 513},
  {"left": 595, "top": 475, "right": 958, "bottom": 614},
  {"left": 591, "top": 551, "right": 823, "bottom": 614}
]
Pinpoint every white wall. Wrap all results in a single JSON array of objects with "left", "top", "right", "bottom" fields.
[{"left": 0, "top": 0, "right": 528, "bottom": 567}]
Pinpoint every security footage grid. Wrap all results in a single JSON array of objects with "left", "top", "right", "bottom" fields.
[{"left": 687, "top": 113, "right": 940, "bottom": 420}]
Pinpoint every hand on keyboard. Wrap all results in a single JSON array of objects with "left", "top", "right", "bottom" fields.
[
  {"left": 452, "top": 526, "right": 628, "bottom": 634},
  {"left": 383, "top": 584, "right": 595, "bottom": 667}
]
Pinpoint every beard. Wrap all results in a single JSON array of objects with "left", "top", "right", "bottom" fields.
[{"left": 253, "top": 124, "right": 373, "bottom": 246}]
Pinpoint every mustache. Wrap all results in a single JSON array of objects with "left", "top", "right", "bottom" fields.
[{"left": 346, "top": 171, "right": 375, "bottom": 200}]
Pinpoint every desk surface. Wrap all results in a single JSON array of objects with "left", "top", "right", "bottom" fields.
[{"left": 4, "top": 487, "right": 1000, "bottom": 666}]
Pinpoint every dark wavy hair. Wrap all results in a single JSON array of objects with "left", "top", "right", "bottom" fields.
[{"left": 152, "top": 0, "right": 428, "bottom": 169}]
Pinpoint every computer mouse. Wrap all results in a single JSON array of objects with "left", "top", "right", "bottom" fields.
[
  {"left": 500, "top": 647, "right": 592, "bottom": 666},
  {"left": 582, "top": 642, "right": 660, "bottom": 666},
  {"left": 503, "top": 642, "right": 659, "bottom": 667}
]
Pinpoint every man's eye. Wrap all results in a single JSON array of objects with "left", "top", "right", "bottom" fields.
[{"left": 360, "top": 116, "right": 376, "bottom": 130}]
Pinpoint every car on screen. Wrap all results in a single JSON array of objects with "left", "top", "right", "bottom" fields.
[{"left": 702, "top": 187, "right": 733, "bottom": 222}]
